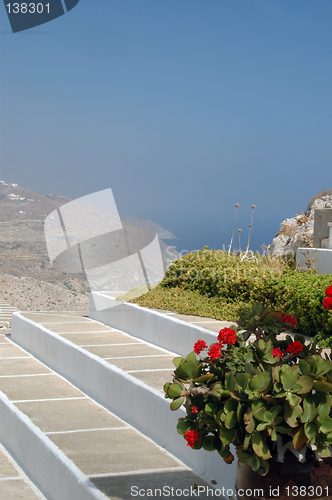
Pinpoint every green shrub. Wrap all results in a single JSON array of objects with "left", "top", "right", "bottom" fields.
[
  {"left": 160, "top": 249, "right": 332, "bottom": 345},
  {"left": 272, "top": 272, "right": 332, "bottom": 346},
  {"left": 162, "top": 248, "right": 289, "bottom": 303}
]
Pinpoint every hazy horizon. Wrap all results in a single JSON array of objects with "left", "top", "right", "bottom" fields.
[{"left": 1, "top": 1, "right": 331, "bottom": 256}]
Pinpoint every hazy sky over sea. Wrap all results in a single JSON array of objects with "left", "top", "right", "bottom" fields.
[{"left": 1, "top": 0, "right": 332, "bottom": 254}]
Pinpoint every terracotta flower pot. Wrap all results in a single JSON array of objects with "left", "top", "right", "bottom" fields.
[{"left": 235, "top": 458, "right": 332, "bottom": 500}]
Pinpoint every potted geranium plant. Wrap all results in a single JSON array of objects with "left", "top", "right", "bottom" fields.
[{"left": 164, "top": 286, "right": 332, "bottom": 500}]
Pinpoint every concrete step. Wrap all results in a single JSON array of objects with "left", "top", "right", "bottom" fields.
[
  {"left": 0, "top": 299, "right": 18, "bottom": 328},
  {"left": 10, "top": 308, "right": 237, "bottom": 495},
  {"left": 0, "top": 327, "right": 215, "bottom": 500}
]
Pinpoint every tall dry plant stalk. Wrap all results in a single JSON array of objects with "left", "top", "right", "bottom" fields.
[
  {"left": 228, "top": 203, "right": 239, "bottom": 254},
  {"left": 245, "top": 205, "right": 256, "bottom": 253},
  {"left": 238, "top": 228, "right": 242, "bottom": 252}
]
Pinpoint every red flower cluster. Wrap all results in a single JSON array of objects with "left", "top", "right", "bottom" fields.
[
  {"left": 325, "top": 286, "right": 332, "bottom": 297},
  {"left": 184, "top": 430, "right": 200, "bottom": 448},
  {"left": 208, "top": 343, "right": 222, "bottom": 362},
  {"left": 191, "top": 406, "right": 199, "bottom": 414},
  {"left": 193, "top": 339, "right": 208, "bottom": 354},
  {"left": 272, "top": 347, "right": 284, "bottom": 358},
  {"left": 281, "top": 315, "right": 298, "bottom": 327},
  {"left": 218, "top": 328, "right": 237, "bottom": 345},
  {"left": 323, "top": 297, "right": 332, "bottom": 311},
  {"left": 286, "top": 341, "right": 303, "bottom": 354}
]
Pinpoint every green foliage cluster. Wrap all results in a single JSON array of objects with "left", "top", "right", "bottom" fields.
[
  {"left": 164, "top": 303, "right": 332, "bottom": 476},
  {"left": 130, "top": 286, "right": 244, "bottom": 322},
  {"left": 161, "top": 248, "right": 288, "bottom": 304},
  {"left": 272, "top": 273, "right": 332, "bottom": 344},
  {"left": 158, "top": 249, "right": 332, "bottom": 344}
]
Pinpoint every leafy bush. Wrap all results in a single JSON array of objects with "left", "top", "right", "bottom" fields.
[
  {"left": 159, "top": 249, "right": 332, "bottom": 345},
  {"left": 161, "top": 248, "right": 290, "bottom": 304},
  {"left": 272, "top": 273, "right": 332, "bottom": 346}
]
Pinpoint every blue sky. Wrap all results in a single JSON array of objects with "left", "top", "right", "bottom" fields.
[{"left": 1, "top": 0, "right": 332, "bottom": 254}]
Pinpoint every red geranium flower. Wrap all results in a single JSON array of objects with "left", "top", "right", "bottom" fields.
[
  {"left": 208, "top": 343, "right": 222, "bottom": 362},
  {"left": 191, "top": 406, "right": 199, "bottom": 414},
  {"left": 218, "top": 328, "right": 237, "bottom": 345},
  {"left": 184, "top": 430, "right": 200, "bottom": 448},
  {"left": 272, "top": 347, "right": 284, "bottom": 358},
  {"left": 193, "top": 339, "right": 208, "bottom": 354},
  {"left": 281, "top": 314, "right": 298, "bottom": 327},
  {"left": 325, "top": 286, "right": 332, "bottom": 297},
  {"left": 286, "top": 341, "right": 303, "bottom": 354},
  {"left": 323, "top": 297, "right": 332, "bottom": 310}
]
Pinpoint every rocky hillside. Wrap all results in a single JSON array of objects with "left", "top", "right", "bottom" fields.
[
  {"left": 268, "top": 193, "right": 332, "bottom": 255},
  {"left": 0, "top": 180, "right": 178, "bottom": 311}
]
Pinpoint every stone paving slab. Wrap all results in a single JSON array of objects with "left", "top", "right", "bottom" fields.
[
  {"left": 41, "top": 322, "right": 115, "bottom": 333},
  {"left": 49, "top": 428, "right": 181, "bottom": 475},
  {"left": 129, "top": 369, "right": 174, "bottom": 390},
  {"left": 90, "top": 470, "right": 217, "bottom": 500},
  {"left": 0, "top": 443, "right": 47, "bottom": 499},
  {"left": 0, "top": 447, "right": 20, "bottom": 478},
  {"left": 0, "top": 343, "right": 32, "bottom": 358},
  {"left": 84, "top": 343, "right": 168, "bottom": 359},
  {"left": 15, "top": 398, "right": 128, "bottom": 433},
  {"left": 107, "top": 355, "right": 174, "bottom": 371},
  {"left": 23, "top": 313, "right": 89, "bottom": 323},
  {"left": 0, "top": 357, "right": 52, "bottom": 376},
  {"left": 0, "top": 373, "right": 84, "bottom": 401},
  {"left": 59, "top": 331, "right": 143, "bottom": 345}
]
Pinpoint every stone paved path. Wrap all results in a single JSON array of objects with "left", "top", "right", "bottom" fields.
[{"left": 0, "top": 309, "right": 229, "bottom": 499}]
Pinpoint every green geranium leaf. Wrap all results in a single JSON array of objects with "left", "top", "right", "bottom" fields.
[
  {"left": 281, "top": 369, "right": 297, "bottom": 391},
  {"left": 167, "top": 383, "right": 183, "bottom": 399},
  {"left": 284, "top": 402, "right": 303, "bottom": 427},
  {"left": 286, "top": 392, "right": 302, "bottom": 408},
  {"left": 170, "top": 396, "right": 185, "bottom": 411},
  {"left": 192, "top": 362, "right": 204, "bottom": 379},
  {"left": 250, "top": 373, "right": 270, "bottom": 391},
  {"left": 317, "top": 416, "right": 332, "bottom": 433},
  {"left": 174, "top": 361, "right": 195, "bottom": 379},
  {"left": 294, "top": 375, "right": 313, "bottom": 395},
  {"left": 186, "top": 352, "right": 197, "bottom": 363},
  {"left": 205, "top": 403, "right": 218, "bottom": 418},
  {"left": 219, "top": 425, "right": 236, "bottom": 444},
  {"left": 293, "top": 426, "right": 307, "bottom": 450},
  {"left": 252, "top": 431, "right": 271, "bottom": 460},
  {"left": 304, "top": 422, "right": 317, "bottom": 441},
  {"left": 225, "top": 411, "right": 238, "bottom": 429},
  {"left": 173, "top": 357, "right": 185, "bottom": 367},
  {"left": 299, "top": 359, "right": 310, "bottom": 375},
  {"left": 225, "top": 372, "right": 236, "bottom": 391},
  {"left": 312, "top": 381, "right": 332, "bottom": 393}
]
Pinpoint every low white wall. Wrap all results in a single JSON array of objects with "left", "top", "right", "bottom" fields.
[
  {"left": 0, "top": 390, "right": 108, "bottom": 500},
  {"left": 296, "top": 247, "right": 332, "bottom": 274},
  {"left": 89, "top": 292, "right": 219, "bottom": 357},
  {"left": 11, "top": 312, "right": 237, "bottom": 493}
]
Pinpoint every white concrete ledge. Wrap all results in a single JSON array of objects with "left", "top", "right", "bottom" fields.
[
  {"left": 296, "top": 247, "right": 332, "bottom": 274},
  {"left": 11, "top": 312, "right": 236, "bottom": 492},
  {"left": 0, "top": 390, "right": 108, "bottom": 500},
  {"left": 89, "top": 292, "right": 219, "bottom": 357}
]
